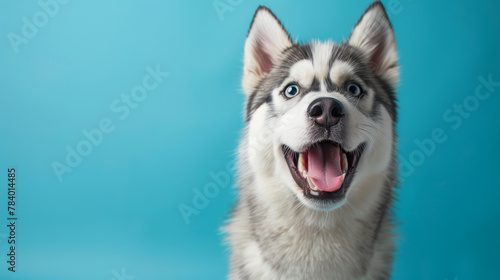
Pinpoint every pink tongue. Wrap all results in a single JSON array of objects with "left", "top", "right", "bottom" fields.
[{"left": 307, "top": 143, "right": 343, "bottom": 192}]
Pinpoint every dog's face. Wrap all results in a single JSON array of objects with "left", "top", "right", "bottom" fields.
[{"left": 242, "top": 2, "right": 398, "bottom": 211}]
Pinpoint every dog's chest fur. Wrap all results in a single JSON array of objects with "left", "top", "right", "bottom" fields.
[{"left": 228, "top": 166, "right": 395, "bottom": 280}]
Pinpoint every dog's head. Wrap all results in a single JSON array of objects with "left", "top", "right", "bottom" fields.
[{"left": 242, "top": 2, "right": 398, "bottom": 211}]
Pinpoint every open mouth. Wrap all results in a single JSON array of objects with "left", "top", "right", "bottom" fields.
[{"left": 282, "top": 141, "right": 365, "bottom": 201}]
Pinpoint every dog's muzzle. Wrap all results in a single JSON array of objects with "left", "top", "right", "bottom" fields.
[{"left": 281, "top": 97, "right": 365, "bottom": 204}]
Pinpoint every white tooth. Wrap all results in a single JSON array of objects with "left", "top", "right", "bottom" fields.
[
  {"left": 298, "top": 153, "right": 305, "bottom": 172},
  {"left": 310, "top": 190, "right": 319, "bottom": 196},
  {"left": 301, "top": 170, "right": 308, "bottom": 178},
  {"left": 342, "top": 152, "right": 348, "bottom": 174},
  {"left": 307, "top": 175, "right": 319, "bottom": 191}
]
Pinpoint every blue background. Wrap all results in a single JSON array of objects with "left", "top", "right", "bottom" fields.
[{"left": 1, "top": 0, "right": 499, "bottom": 279}]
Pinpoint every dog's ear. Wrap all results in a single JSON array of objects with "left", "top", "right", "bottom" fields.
[
  {"left": 348, "top": 1, "right": 398, "bottom": 89},
  {"left": 243, "top": 6, "right": 293, "bottom": 95}
]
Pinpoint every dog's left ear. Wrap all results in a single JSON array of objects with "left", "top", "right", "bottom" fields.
[
  {"left": 243, "top": 6, "right": 293, "bottom": 95},
  {"left": 348, "top": 1, "right": 399, "bottom": 89}
]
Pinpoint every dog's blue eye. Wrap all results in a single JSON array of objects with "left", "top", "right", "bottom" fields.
[
  {"left": 284, "top": 84, "right": 299, "bottom": 98},
  {"left": 347, "top": 83, "right": 362, "bottom": 96}
]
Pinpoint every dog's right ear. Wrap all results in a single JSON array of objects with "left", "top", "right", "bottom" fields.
[
  {"left": 348, "top": 1, "right": 398, "bottom": 89},
  {"left": 242, "top": 6, "right": 293, "bottom": 95}
]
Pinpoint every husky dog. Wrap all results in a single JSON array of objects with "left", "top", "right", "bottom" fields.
[{"left": 226, "top": 1, "right": 399, "bottom": 279}]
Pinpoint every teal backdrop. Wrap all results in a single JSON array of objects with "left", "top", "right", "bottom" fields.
[{"left": 1, "top": 0, "right": 499, "bottom": 279}]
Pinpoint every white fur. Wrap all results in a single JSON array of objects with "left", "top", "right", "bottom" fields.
[
  {"left": 329, "top": 60, "right": 355, "bottom": 85},
  {"left": 311, "top": 41, "right": 334, "bottom": 81},
  {"left": 288, "top": 59, "right": 315, "bottom": 89}
]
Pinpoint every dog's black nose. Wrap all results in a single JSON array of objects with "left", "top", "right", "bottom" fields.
[{"left": 307, "top": 97, "right": 345, "bottom": 127}]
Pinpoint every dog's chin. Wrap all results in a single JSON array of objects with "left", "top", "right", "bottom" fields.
[{"left": 282, "top": 140, "right": 365, "bottom": 211}]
